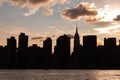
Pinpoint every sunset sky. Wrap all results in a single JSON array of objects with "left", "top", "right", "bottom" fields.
[{"left": 0, "top": 0, "right": 120, "bottom": 48}]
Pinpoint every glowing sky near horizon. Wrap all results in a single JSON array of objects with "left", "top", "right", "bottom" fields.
[{"left": 0, "top": 0, "right": 120, "bottom": 47}]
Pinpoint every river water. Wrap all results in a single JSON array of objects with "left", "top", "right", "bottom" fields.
[{"left": 0, "top": 70, "right": 120, "bottom": 80}]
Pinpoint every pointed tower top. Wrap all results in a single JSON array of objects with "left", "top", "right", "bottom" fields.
[
  {"left": 75, "top": 23, "right": 78, "bottom": 34},
  {"left": 74, "top": 24, "right": 80, "bottom": 48}
]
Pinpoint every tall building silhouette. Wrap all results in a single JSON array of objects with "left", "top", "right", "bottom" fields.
[
  {"left": 74, "top": 25, "right": 80, "bottom": 50},
  {"left": 104, "top": 38, "right": 116, "bottom": 47},
  {"left": 0, "top": 46, "right": 8, "bottom": 68},
  {"left": 0, "top": 46, "right": 3, "bottom": 67},
  {"left": 83, "top": 35, "right": 97, "bottom": 48},
  {"left": 103, "top": 38, "right": 117, "bottom": 68},
  {"left": 71, "top": 26, "right": 82, "bottom": 68},
  {"left": 54, "top": 34, "right": 70, "bottom": 68},
  {"left": 17, "top": 33, "right": 28, "bottom": 68},
  {"left": 7, "top": 36, "right": 17, "bottom": 68},
  {"left": 18, "top": 33, "right": 28, "bottom": 49},
  {"left": 82, "top": 35, "right": 97, "bottom": 68},
  {"left": 42, "top": 37, "right": 52, "bottom": 69},
  {"left": 26, "top": 44, "right": 43, "bottom": 69}
]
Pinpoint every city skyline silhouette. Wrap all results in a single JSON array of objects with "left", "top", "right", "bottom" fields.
[{"left": 0, "top": 27, "right": 120, "bottom": 69}]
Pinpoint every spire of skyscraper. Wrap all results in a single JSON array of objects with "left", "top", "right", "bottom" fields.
[
  {"left": 74, "top": 24, "right": 80, "bottom": 48},
  {"left": 75, "top": 24, "right": 78, "bottom": 34}
]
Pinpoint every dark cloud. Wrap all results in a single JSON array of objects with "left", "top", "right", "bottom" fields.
[
  {"left": 29, "top": 0, "right": 49, "bottom": 4},
  {"left": 31, "top": 36, "right": 44, "bottom": 40},
  {"left": 86, "top": 17, "right": 103, "bottom": 23},
  {"left": 66, "top": 34, "right": 74, "bottom": 39},
  {"left": 61, "top": 2, "right": 98, "bottom": 21},
  {"left": 31, "top": 35, "right": 55, "bottom": 40},
  {"left": 114, "top": 15, "right": 120, "bottom": 21}
]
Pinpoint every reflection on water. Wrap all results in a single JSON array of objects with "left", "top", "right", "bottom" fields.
[{"left": 0, "top": 70, "right": 120, "bottom": 80}]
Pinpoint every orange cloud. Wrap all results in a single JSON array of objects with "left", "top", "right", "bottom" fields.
[
  {"left": 43, "top": 8, "right": 53, "bottom": 16},
  {"left": 9, "top": 0, "right": 68, "bottom": 16},
  {"left": 31, "top": 35, "right": 55, "bottom": 41}
]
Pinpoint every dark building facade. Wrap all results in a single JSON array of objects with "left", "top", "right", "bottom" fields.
[
  {"left": 83, "top": 35, "right": 97, "bottom": 48},
  {"left": 71, "top": 27, "right": 82, "bottom": 68},
  {"left": 17, "top": 33, "right": 28, "bottom": 68},
  {"left": 53, "top": 34, "right": 70, "bottom": 68},
  {"left": 74, "top": 27, "right": 80, "bottom": 52},
  {"left": 103, "top": 38, "right": 117, "bottom": 68},
  {"left": 42, "top": 37, "right": 52, "bottom": 68},
  {"left": 0, "top": 46, "right": 8, "bottom": 68},
  {"left": 104, "top": 38, "right": 116, "bottom": 47},
  {"left": 26, "top": 44, "right": 43, "bottom": 69},
  {"left": 82, "top": 35, "right": 97, "bottom": 68},
  {"left": 7, "top": 37, "right": 17, "bottom": 68}
]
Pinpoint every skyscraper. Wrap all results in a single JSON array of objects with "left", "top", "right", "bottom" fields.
[
  {"left": 54, "top": 34, "right": 70, "bottom": 68},
  {"left": 7, "top": 36, "right": 17, "bottom": 68},
  {"left": 74, "top": 25, "right": 80, "bottom": 52},
  {"left": 83, "top": 35, "right": 97, "bottom": 48},
  {"left": 104, "top": 38, "right": 116, "bottom": 47},
  {"left": 104, "top": 38, "right": 117, "bottom": 68},
  {"left": 43, "top": 37, "right": 52, "bottom": 68},
  {"left": 17, "top": 33, "right": 28, "bottom": 68},
  {"left": 71, "top": 26, "right": 82, "bottom": 68},
  {"left": 18, "top": 33, "right": 28, "bottom": 50},
  {"left": 82, "top": 35, "right": 97, "bottom": 68},
  {"left": 26, "top": 44, "right": 43, "bottom": 69}
]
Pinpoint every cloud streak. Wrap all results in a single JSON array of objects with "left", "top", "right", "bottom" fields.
[
  {"left": 31, "top": 35, "right": 55, "bottom": 41},
  {"left": 94, "top": 25, "right": 120, "bottom": 34},
  {"left": 31, "top": 36, "right": 44, "bottom": 40},
  {"left": 93, "top": 21, "right": 117, "bottom": 27}
]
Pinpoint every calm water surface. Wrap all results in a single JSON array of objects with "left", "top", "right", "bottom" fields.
[{"left": 0, "top": 70, "right": 120, "bottom": 80}]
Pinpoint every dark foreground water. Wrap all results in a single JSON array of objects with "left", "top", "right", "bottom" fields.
[{"left": 0, "top": 70, "right": 120, "bottom": 80}]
